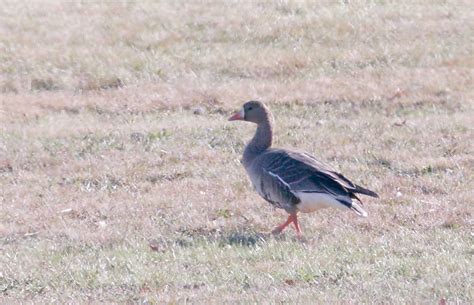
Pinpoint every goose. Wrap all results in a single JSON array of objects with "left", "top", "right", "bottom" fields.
[{"left": 228, "top": 101, "right": 378, "bottom": 237}]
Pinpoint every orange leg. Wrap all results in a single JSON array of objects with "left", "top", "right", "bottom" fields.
[
  {"left": 292, "top": 215, "right": 302, "bottom": 237},
  {"left": 272, "top": 213, "right": 302, "bottom": 236}
]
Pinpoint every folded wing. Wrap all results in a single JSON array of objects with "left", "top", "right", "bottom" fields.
[{"left": 257, "top": 149, "right": 375, "bottom": 209}]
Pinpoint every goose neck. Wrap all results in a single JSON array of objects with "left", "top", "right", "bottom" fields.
[{"left": 243, "top": 119, "right": 272, "bottom": 165}]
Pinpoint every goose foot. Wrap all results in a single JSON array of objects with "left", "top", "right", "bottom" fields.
[{"left": 271, "top": 213, "right": 302, "bottom": 237}]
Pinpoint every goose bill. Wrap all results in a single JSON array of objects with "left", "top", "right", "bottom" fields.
[{"left": 228, "top": 108, "right": 245, "bottom": 121}]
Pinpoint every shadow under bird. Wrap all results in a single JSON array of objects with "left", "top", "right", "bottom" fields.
[{"left": 228, "top": 101, "right": 378, "bottom": 237}]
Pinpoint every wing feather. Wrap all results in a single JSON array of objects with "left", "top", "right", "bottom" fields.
[
  {"left": 256, "top": 168, "right": 300, "bottom": 211},
  {"left": 259, "top": 149, "right": 355, "bottom": 205}
]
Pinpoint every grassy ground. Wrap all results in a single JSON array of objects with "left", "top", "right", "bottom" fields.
[{"left": 1, "top": 1, "right": 473, "bottom": 303}]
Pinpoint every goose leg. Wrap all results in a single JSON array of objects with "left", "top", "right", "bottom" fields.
[
  {"left": 271, "top": 213, "right": 297, "bottom": 235},
  {"left": 292, "top": 214, "right": 302, "bottom": 237}
]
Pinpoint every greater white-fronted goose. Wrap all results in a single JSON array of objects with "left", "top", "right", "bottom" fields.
[{"left": 229, "top": 101, "right": 378, "bottom": 237}]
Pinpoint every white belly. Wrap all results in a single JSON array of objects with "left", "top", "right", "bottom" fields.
[{"left": 295, "top": 192, "right": 348, "bottom": 213}]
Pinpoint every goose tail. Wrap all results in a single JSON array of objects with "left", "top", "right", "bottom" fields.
[{"left": 354, "top": 184, "right": 379, "bottom": 198}]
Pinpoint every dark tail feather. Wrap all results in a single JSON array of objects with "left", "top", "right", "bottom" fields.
[{"left": 354, "top": 184, "right": 379, "bottom": 198}]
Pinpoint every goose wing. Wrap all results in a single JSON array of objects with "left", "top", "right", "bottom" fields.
[
  {"left": 254, "top": 167, "right": 301, "bottom": 211},
  {"left": 257, "top": 149, "right": 355, "bottom": 208}
]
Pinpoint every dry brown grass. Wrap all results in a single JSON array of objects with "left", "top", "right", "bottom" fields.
[{"left": 1, "top": 1, "right": 473, "bottom": 303}]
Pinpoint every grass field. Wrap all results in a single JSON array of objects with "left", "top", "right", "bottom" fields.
[{"left": 1, "top": 1, "right": 473, "bottom": 303}]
